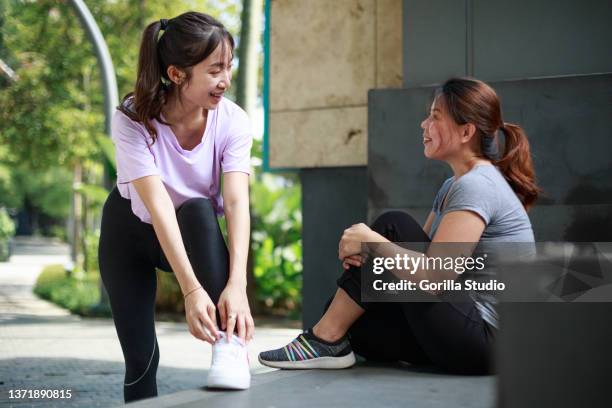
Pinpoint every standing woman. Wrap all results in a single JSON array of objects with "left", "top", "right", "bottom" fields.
[{"left": 99, "top": 12, "right": 254, "bottom": 403}]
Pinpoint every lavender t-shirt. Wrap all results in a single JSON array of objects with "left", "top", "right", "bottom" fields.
[{"left": 111, "top": 97, "right": 252, "bottom": 224}]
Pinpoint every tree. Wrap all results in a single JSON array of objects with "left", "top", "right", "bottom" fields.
[{"left": 234, "top": 0, "right": 262, "bottom": 312}]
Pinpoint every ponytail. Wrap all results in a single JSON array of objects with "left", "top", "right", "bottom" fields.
[
  {"left": 118, "top": 21, "right": 168, "bottom": 143},
  {"left": 496, "top": 123, "right": 540, "bottom": 209}
]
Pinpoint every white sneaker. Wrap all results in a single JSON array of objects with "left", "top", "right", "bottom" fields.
[{"left": 207, "top": 331, "right": 251, "bottom": 390}]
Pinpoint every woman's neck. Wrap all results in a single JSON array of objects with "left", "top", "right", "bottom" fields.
[
  {"left": 162, "top": 91, "right": 207, "bottom": 128},
  {"left": 447, "top": 154, "right": 491, "bottom": 179}
]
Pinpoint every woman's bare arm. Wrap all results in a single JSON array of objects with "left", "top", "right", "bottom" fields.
[
  {"left": 422, "top": 211, "right": 436, "bottom": 237},
  {"left": 222, "top": 172, "right": 251, "bottom": 287},
  {"left": 131, "top": 175, "right": 200, "bottom": 294},
  {"left": 217, "top": 171, "right": 254, "bottom": 341}
]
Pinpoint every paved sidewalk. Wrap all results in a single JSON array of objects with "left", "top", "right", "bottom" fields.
[
  {"left": 0, "top": 237, "right": 300, "bottom": 407},
  {"left": 1, "top": 237, "right": 496, "bottom": 408}
]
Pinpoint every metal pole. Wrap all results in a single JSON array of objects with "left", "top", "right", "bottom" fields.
[
  {"left": 68, "top": 0, "right": 118, "bottom": 313},
  {"left": 67, "top": 0, "right": 118, "bottom": 140}
]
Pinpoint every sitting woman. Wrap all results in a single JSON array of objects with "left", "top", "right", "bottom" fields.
[{"left": 258, "top": 77, "right": 540, "bottom": 375}]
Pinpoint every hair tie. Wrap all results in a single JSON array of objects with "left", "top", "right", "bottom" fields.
[
  {"left": 160, "top": 19, "right": 169, "bottom": 30},
  {"left": 482, "top": 131, "right": 500, "bottom": 160}
]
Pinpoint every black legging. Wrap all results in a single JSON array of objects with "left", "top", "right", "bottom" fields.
[
  {"left": 98, "top": 187, "right": 229, "bottom": 402},
  {"left": 334, "top": 211, "right": 496, "bottom": 375}
]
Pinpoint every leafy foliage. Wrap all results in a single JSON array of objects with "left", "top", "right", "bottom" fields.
[
  {"left": 0, "top": 207, "right": 15, "bottom": 261},
  {"left": 251, "top": 169, "right": 302, "bottom": 313},
  {"left": 34, "top": 264, "right": 100, "bottom": 316}
]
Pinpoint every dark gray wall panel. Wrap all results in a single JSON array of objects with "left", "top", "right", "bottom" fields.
[
  {"left": 301, "top": 167, "right": 368, "bottom": 329},
  {"left": 403, "top": 0, "right": 612, "bottom": 86},
  {"left": 368, "top": 88, "right": 449, "bottom": 212},
  {"left": 473, "top": 0, "right": 612, "bottom": 80},
  {"left": 403, "top": 0, "right": 468, "bottom": 87}
]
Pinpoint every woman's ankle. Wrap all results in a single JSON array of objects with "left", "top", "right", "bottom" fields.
[{"left": 312, "top": 323, "right": 346, "bottom": 343}]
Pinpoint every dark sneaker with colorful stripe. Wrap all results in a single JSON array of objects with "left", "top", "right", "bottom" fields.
[{"left": 258, "top": 329, "right": 356, "bottom": 369}]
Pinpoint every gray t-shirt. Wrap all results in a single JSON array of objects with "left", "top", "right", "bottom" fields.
[
  {"left": 430, "top": 164, "right": 534, "bottom": 242},
  {"left": 429, "top": 164, "right": 535, "bottom": 329}
]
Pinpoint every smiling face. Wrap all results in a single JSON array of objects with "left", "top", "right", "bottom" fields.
[
  {"left": 172, "top": 40, "right": 233, "bottom": 110},
  {"left": 420, "top": 96, "right": 467, "bottom": 160}
]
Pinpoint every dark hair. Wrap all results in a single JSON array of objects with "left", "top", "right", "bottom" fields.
[
  {"left": 119, "top": 11, "right": 234, "bottom": 143},
  {"left": 436, "top": 77, "right": 541, "bottom": 209}
]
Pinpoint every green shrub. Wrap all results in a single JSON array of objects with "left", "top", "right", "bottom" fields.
[
  {"left": 0, "top": 207, "right": 16, "bottom": 261},
  {"left": 250, "top": 173, "right": 302, "bottom": 315},
  {"left": 155, "top": 269, "right": 184, "bottom": 315},
  {"left": 84, "top": 230, "right": 100, "bottom": 273},
  {"left": 47, "top": 224, "right": 68, "bottom": 242},
  {"left": 34, "top": 264, "right": 101, "bottom": 316}
]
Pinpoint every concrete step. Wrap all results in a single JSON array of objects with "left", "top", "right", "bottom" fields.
[{"left": 125, "top": 362, "right": 495, "bottom": 408}]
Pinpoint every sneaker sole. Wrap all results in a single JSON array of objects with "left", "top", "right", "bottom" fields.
[
  {"left": 258, "top": 351, "right": 356, "bottom": 370},
  {"left": 207, "top": 373, "right": 251, "bottom": 390}
]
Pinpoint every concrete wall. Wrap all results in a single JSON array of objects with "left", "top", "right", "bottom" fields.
[{"left": 269, "top": 0, "right": 402, "bottom": 169}]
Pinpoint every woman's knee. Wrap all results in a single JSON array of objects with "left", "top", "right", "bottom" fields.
[
  {"left": 371, "top": 211, "right": 418, "bottom": 235},
  {"left": 177, "top": 197, "right": 215, "bottom": 216},
  {"left": 371, "top": 210, "right": 414, "bottom": 227},
  {"left": 176, "top": 197, "right": 217, "bottom": 229},
  {"left": 370, "top": 210, "right": 422, "bottom": 239}
]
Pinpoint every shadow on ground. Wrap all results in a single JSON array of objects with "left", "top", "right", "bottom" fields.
[{"left": 0, "top": 357, "right": 209, "bottom": 408}]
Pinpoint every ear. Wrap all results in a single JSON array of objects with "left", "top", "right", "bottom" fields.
[
  {"left": 461, "top": 123, "right": 477, "bottom": 144},
  {"left": 166, "top": 65, "right": 186, "bottom": 85}
]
